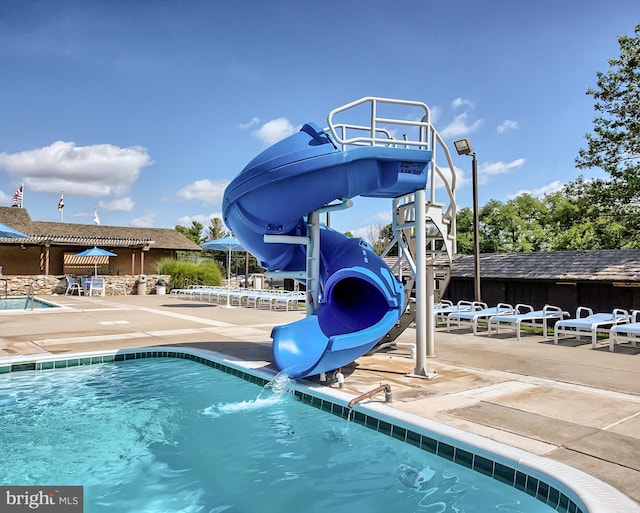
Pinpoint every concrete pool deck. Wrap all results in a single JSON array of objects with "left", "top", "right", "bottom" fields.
[{"left": 1, "top": 293, "right": 639, "bottom": 506}]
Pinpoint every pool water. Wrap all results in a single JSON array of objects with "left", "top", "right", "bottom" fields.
[
  {"left": 0, "top": 296, "right": 58, "bottom": 310},
  {"left": 0, "top": 358, "right": 557, "bottom": 513}
]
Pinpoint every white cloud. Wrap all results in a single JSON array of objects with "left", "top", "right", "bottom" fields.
[
  {"left": 476, "top": 158, "right": 526, "bottom": 185},
  {"left": 497, "top": 120, "right": 518, "bottom": 133},
  {"left": 177, "top": 179, "right": 229, "bottom": 205},
  {"left": 0, "top": 189, "right": 11, "bottom": 205},
  {"left": 238, "top": 117, "right": 260, "bottom": 130},
  {"left": 130, "top": 211, "right": 158, "bottom": 227},
  {"left": 253, "top": 118, "right": 300, "bottom": 145},
  {"left": 0, "top": 141, "right": 152, "bottom": 197},
  {"left": 452, "top": 97, "right": 474, "bottom": 110},
  {"left": 176, "top": 211, "right": 225, "bottom": 230},
  {"left": 440, "top": 112, "right": 483, "bottom": 138},
  {"left": 350, "top": 224, "right": 378, "bottom": 242},
  {"left": 456, "top": 158, "right": 526, "bottom": 187},
  {"left": 429, "top": 105, "right": 442, "bottom": 124},
  {"left": 510, "top": 180, "right": 564, "bottom": 199},
  {"left": 176, "top": 212, "right": 229, "bottom": 232},
  {"left": 98, "top": 197, "right": 134, "bottom": 212}
]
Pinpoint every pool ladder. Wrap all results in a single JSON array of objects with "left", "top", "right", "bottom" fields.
[
  {"left": 25, "top": 280, "right": 34, "bottom": 310},
  {"left": 348, "top": 383, "right": 392, "bottom": 409}
]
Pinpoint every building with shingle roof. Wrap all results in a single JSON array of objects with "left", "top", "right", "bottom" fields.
[
  {"left": 447, "top": 250, "right": 640, "bottom": 314},
  {"left": 0, "top": 206, "right": 201, "bottom": 276}
]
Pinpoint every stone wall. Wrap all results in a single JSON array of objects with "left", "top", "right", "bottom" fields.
[{"left": 0, "top": 275, "right": 171, "bottom": 296}]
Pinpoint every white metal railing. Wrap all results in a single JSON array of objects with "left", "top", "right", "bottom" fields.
[{"left": 327, "top": 96, "right": 432, "bottom": 150}]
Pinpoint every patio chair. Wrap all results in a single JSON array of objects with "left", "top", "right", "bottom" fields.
[
  {"left": 107, "top": 279, "right": 128, "bottom": 295},
  {"left": 447, "top": 302, "right": 514, "bottom": 335},
  {"left": 488, "top": 304, "right": 567, "bottom": 340},
  {"left": 87, "top": 277, "right": 106, "bottom": 297},
  {"left": 609, "top": 310, "right": 640, "bottom": 352},
  {"left": 554, "top": 307, "right": 629, "bottom": 349},
  {"left": 64, "top": 276, "right": 84, "bottom": 296}
]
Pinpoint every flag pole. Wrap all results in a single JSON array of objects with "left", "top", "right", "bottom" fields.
[{"left": 58, "top": 191, "right": 64, "bottom": 222}]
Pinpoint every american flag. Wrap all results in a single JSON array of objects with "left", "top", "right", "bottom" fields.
[{"left": 12, "top": 185, "right": 23, "bottom": 206}]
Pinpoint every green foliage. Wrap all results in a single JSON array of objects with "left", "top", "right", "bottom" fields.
[
  {"left": 204, "top": 217, "right": 229, "bottom": 242},
  {"left": 175, "top": 221, "right": 205, "bottom": 245},
  {"left": 576, "top": 23, "right": 640, "bottom": 192},
  {"left": 155, "top": 258, "right": 223, "bottom": 290}
]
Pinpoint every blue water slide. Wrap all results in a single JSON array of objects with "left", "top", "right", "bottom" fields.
[{"left": 223, "top": 123, "right": 432, "bottom": 379}]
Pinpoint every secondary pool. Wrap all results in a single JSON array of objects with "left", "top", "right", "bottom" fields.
[
  {"left": 0, "top": 348, "right": 636, "bottom": 513},
  {"left": 0, "top": 296, "right": 61, "bottom": 311}
]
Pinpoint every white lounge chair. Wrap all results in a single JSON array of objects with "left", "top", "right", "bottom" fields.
[
  {"left": 488, "top": 304, "right": 567, "bottom": 340},
  {"left": 609, "top": 310, "right": 640, "bottom": 352},
  {"left": 554, "top": 307, "right": 629, "bottom": 349},
  {"left": 447, "top": 302, "right": 514, "bottom": 335},
  {"left": 274, "top": 291, "right": 305, "bottom": 311},
  {"left": 434, "top": 300, "right": 474, "bottom": 326}
]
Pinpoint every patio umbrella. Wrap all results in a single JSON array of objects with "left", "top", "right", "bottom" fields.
[
  {"left": 0, "top": 222, "right": 28, "bottom": 239},
  {"left": 74, "top": 246, "right": 117, "bottom": 276},
  {"left": 201, "top": 236, "right": 244, "bottom": 308}
]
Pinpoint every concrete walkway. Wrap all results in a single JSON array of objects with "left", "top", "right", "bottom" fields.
[{"left": 1, "top": 293, "right": 639, "bottom": 505}]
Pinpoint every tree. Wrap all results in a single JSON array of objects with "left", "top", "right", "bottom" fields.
[
  {"left": 576, "top": 24, "right": 640, "bottom": 249},
  {"left": 455, "top": 208, "right": 474, "bottom": 254},
  {"left": 574, "top": 24, "right": 640, "bottom": 248},
  {"left": 175, "top": 221, "right": 205, "bottom": 245},
  {"left": 576, "top": 23, "right": 640, "bottom": 196},
  {"left": 204, "top": 217, "right": 228, "bottom": 242}
]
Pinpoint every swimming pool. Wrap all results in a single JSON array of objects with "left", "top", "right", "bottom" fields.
[
  {"left": 0, "top": 296, "right": 61, "bottom": 311},
  {"left": 0, "top": 348, "right": 637, "bottom": 513}
]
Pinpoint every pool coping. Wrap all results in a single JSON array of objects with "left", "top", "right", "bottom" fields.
[{"left": 1, "top": 345, "right": 638, "bottom": 513}]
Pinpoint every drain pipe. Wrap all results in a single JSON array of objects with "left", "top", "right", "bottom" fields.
[{"left": 348, "top": 383, "right": 392, "bottom": 409}]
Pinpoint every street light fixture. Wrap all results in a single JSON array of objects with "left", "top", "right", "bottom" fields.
[{"left": 454, "top": 138, "right": 481, "bottom": 302}]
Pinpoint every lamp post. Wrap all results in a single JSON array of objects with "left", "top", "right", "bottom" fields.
[{"left": 454, "top": 138, "right": 481, "bottom": 302}]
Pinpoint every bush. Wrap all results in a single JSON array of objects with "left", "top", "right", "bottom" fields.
[{"left": 155, "top": 258, "right": 223, "bottom": 290}]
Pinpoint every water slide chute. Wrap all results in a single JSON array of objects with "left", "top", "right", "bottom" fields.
[{"left": 223, "top": 123, "right": 432, "bottom": 379}]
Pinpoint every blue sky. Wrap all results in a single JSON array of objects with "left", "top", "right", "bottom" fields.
[{"left": 0, "top": 1, "right": 638, "bottom": 239}]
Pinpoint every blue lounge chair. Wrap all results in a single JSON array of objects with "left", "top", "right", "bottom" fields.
[
  {"left": 488, "top": 304, "right": 567, "bottom": 340},
  {"left": 554, "top": 307, "right": 629, "bottom": 349},
  {"left": 609, "top": 310, "right": 640, "bottom": 352},
  {"left": 447, "top": 302, "right": 514, "bottom": 335}
]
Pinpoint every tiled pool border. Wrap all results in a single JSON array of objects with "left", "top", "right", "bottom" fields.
[{"left": 1, "top": 346, "right": 637, "bottom": 513}]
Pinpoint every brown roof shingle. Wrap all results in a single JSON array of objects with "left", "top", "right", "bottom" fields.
[
  {"left": 453, "top": 250, "right": 640, "bottom": 282},
  {"left": 0, "top": 206, "right": 201, "bottom": 251}
]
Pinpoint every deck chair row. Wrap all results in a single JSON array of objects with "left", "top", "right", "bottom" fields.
[
  {"left": 171, "top": 285, "right": 305, "bottom": 311},
  {"left": 440, "top": 301, "right": 569, "bottom": 340},
  {"left": 439, "top": 299, "right": 639, "bottom": 352}
]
